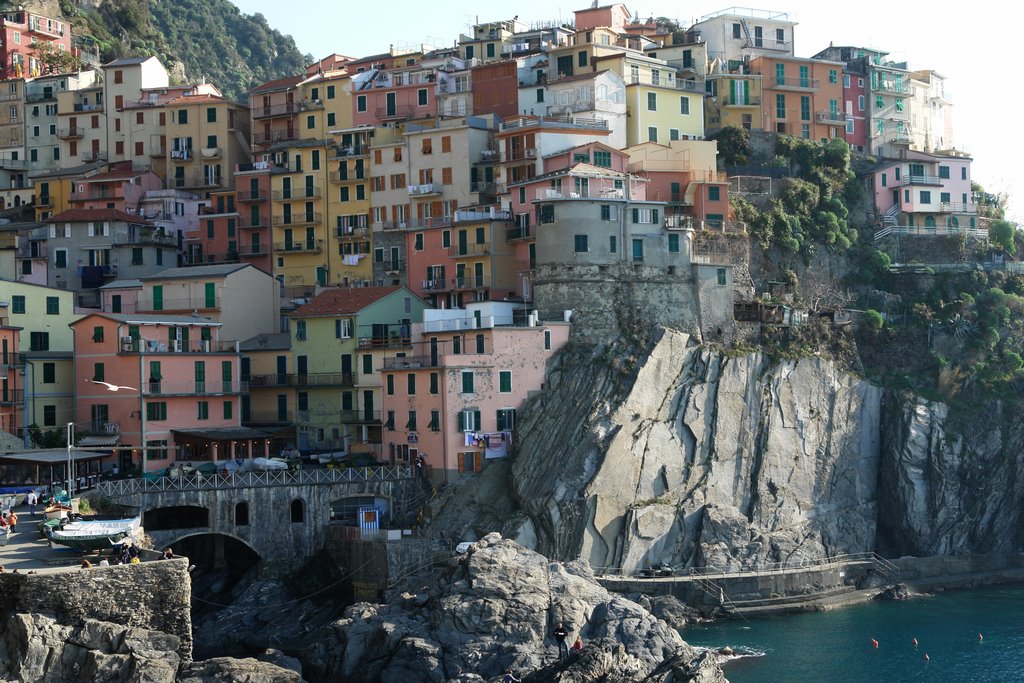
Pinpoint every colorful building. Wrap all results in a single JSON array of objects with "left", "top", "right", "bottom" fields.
[
  {"left": 239, "top": 331, "right": 295, "bottom": 450},
  {"left": 0, "top": 9, "right": 72, "bottom": 81},
  {"left": 624, "top": 140, "right": 730, "bottom": 228},
  {"left": 165, "top": 91, "right": 251, "bottom": 195},
  {"left": 751, "top": 55, "right": 845, "bottom": 141},
  {"left": 380, "top": 302, "right": 569, "bottom": 480}
]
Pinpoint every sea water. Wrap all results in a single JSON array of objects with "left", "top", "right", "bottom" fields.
[{"left": 683, "top": 585, "right": 1024, "bottom": 682}]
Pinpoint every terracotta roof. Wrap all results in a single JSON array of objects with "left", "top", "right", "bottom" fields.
[
  {"left": 291, "top": 286, "right": 404, "bottom": 317},
  {"left": 81, "top": 169, "right": 146, "bottom": 182},
  {"left": 248, "top": 75, "right": 303, "bottom": 94},
  {"left": 47, "top": 208, "right": 154, "bottom": 226},
  {"left": 165, "top": 93, "right": 233, "bottom": 106}
]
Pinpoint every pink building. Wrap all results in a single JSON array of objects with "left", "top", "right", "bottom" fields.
[
  {"left": 68, "top": 165, "right": 163, "bottom": 212},
  {"left": 71, "top": 312, "right": 252, "bottom": 475},
  {"left": 380, "top": 302, "right": 569, "bottom": 481},
  {"left": 350, "top": 63, "right": 439, "bottom": 127},
  {"left": 0, "top": 9, "right": 72, "bottom": 80},
  {"left": 868, "top": 150, "right": 977, "bottom": 234},
  {"left": 0, "top": 318, "right": 21, "bottom": 435}
]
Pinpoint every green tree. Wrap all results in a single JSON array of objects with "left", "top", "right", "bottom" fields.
[
  {"left": 989, "top": 219, "right": 1017, "bottom": 254},
  {"left": 709, "top": 126, "right": 749, "bottom": 166}
]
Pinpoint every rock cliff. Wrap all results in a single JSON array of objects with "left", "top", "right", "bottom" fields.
[
  {"left": 431, "top": 327, "right": 1024, "bottom": 575},
  {"left": 304, "top": 533, "right": 725, "bottom": 683}
]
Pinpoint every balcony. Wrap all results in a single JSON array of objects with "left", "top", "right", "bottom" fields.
[
  {"left": 149, "top": 144, "right": 166, "bottom": 157},
  {"left": 238, "top": 243, "right": 271, "bottom": 256},
  {"left": 141, "top": 295, "right": 222, "bottom": 311},
  {"left": 455, "top": 208, "right": 511, "bottom": 223},
  {"left": 169, "top": 148, "right": 192, "bottom": 161},
  {"left": 330, "top": 146, "right": 369, "bottom": 159},
  {"left": 272, "top": 212, "right": 321, "bottom": 227},
  {"left": 336, "top": 225, "right": 369, "bottom": 239},
  {"left": 506, "top": 147, "right": 538, "bottom": 162},
  {"left": 872, "top": 82, "right": 914, "bottom": 97},
  {"left": 142, "top": 380, "right": 244, "bottom": 396},
  {"left": 72, "top": 103, "right": 103, "bottom": 112},
  {"left": 356, "top": 336, "right": 412, "bottom": 350},
  {"left": 253, "top": 102, "right": 299, "bottom": 119},
  {"left": 902, "top": 174, "right": 943, "bottom": 186},
  {"left": 0, "top": 157, "right": 26, "bottom": 170},
  {"left": 57, "top": 127, "right": 83, "bottom": 139},
  {"left": 237, "top": 190, "right": 265, "bottom": 202},
  {"left": 448, "top": 244, "right": 490, "bottom": 258},
  {"left": 340, "top": 409, "right": 382, "bottom": 423},
  {"left": 887, "top": 132, "right": 913, "bottom": 145},
  {"left": 70, "top": 188, "right": 124, "bottom": 202},
  {"left": 772, "top": 76, "right": 819, "bottom": 91},
  {"left": 239, "top": 217, "right": 268, "bottom": 230},
  {"left": 471, "top": 181, "right": 497, "bottom": 194},
  {"left": 453, "top": 275, "right": 489, "bottom": 290},
  {"left": 113, "top": 231, "right": 178, "bottom": 247},
  {"left": 375, "top": 104, "right": 415, "bottom": 121},
  {"left": 534, "top": 186, "right": 626, "bottom": 201},
  {"left": 119, "top": 339, "right": 239, "bottom": 354},
  {"left": 940, "top": 202, "right": 978, "bottom": 214},
  {"left": 173, "top": 172, "right": 224, "bottom": 189},
  {"left": 253, "top": 129, "right": 298, "bottom": 146},
  {"left": 248, "top": 372, "right": 355, "bottom": 387},
  {"left": 243, "top": 411, "right": 295, "bottom": 425},
  {"left": 500, "top": 115, "right": 609, "bottom": 132},
  {"left": 16, "top": 243, "right": 47, "bottom": 259},
  {"left": 408, "top": 183, "right": 444, "bottom": 197},
  {"left": 329, "top": 170, "right": 367, "bottom": 183},
  {"left": 299, "top": 99, "right": 324, "bottom": 111},
  {"left": 272, "top": 187, "right": 321, "bottom": 200},
  {"left": 721, "top": 96, "right": 762, "bottom": 107},
  {"left": 421, "top": 278, "right": 455, "bottom": 292},
  {"left": 184, "top": 251, "right": 240, "bottom": 266},
  {"left": 378, "top": 259, "right": 405, "bottom": 273},
  {"left": 506, "top": 225, "right": 532, "bottom": 241},
  {"left": 816, "top": 110, "right": 846, "bottom": 125},
  {"left": 274, "top": 240, "right": 324, "bottom": 254},
  {"left": 200, "top": 147, "right": 222, "bottom": 160},
  {"left": 0, "top": 353, "right": 22, "bottom": 370},
  {"left": 0, "top": 390, "right": 23, "bottom": 406}
]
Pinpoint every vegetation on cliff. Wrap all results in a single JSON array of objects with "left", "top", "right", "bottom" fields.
[{"left": 49, "top": 0, "right": 306, "bottom": 100}]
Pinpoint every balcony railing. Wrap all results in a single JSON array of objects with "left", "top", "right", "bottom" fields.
[
  {"left": 248, "top": 372, "right": 355, "bottom": 387},
  {"left": 142, "top": 380, "right": 244, "bottom": 396},
  {"left": 816, "top": 111, "right": 846, "bottom": 124},
  {"left": 253, "top": 102, "right": 299, "bottom": 118},
  {"left": 408, "top": 183, "right": 444, "bottom": 196},
  {"left": 140, "top": 296, "right": 221, "bottom": 311},
  {"left": 720, "top": 96, "right": 762, "bottom": 107},
  {"left": 772, "top": 76, "right": 819, "bottom": 90},
  {"left": 238, "top": 243, "right": 271, "bottom": 256},
  {"left": 70, "top": 188, "right": 125, "bottom": 202},
  {"left": 149, "top": 145, "right": 166, "bottom": 157},
  {"left": 375, "top": 105, "right": 415, "bottom": 120},
  {"left": 336, "top": 225, "right": 369, "bottom": 239},
  {"left": 455, "top": 208, "right": 511, "bottom": 223},
  {"left": 253, "top": 129, "right": 298, "bottom": 146},
  {"left": 902, "top": 174, "right": 943, "bottom": 186},
  {"left": 377, "top": 259, "right": 406, "bottom": 272},
  {"left": 113, "top": 231, "right": 178, "bottom": 247},
  {"left": 939, "top": 202, "right": 977, "bottom": 214},
  {"left": 330, "top": 146, "right": 369, "bottom": 159},
  {"left": 329, "top": 170, "right": 367, "bottom": 183},
  {"left": 340, "top": 409, "right": 382, "bottom": 423},
  {"left": 172, "top": 172, "right": 224, "bottom": 189},
  {"left": 356, "top": 336, "right": 411, "bottom": 350},
  {"left": 506, "top": 225, "right": 532, "bottom": 241},
  {"left": 0, "top": 390, "right": 24, "bottom": 406},
  {"left": 119, "top": 339, "right": 239, "bottom": 354},
  {"left": 448, "top": 244, "right": 490, "bottom": 258},
  {"left": 273, "top": 187, "right": 321, "bottom": 200},
  {"left": 272, "top": 212, "right": 321, "bottom": 226},
  {"left": 243, "top": 411, "right": 295, "bottom": 424},
  {"left": 16, "top": 244, "right": 47, "bottom": 259},
  {"left": 500, "top": 115, "right": 609, "bottom": 132},
  {"left": 421, "top": 278, "right": 455, "bottom": 292},
  {"left": 57, "top": 127, "right": 83, "bottom": 139},
  {"left": 239, "top": 217, "right": 267, "bottom": 230},
  {"left": 453, "top": 275, "right": 490, "bottom": 290},
  {"left": 383, "top": 355, "right": 438, "bottom": 370},
  {"left": 274, "top": 240, "right": 324, "bottom": 254},
  {"left": 237, "top": 190, "right": 265, "bottom": 202},
  {"left": 872, "top": 82, "right": 914, "bottom": 97},
  {"left": 534, "top": 187, "right": 625, "bottom": 201}
]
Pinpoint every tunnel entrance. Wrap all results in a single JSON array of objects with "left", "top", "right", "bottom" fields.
[{"left": 144, "top": 505, "right": 209, "bottom": 530}]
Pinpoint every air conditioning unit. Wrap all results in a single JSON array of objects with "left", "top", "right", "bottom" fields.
[
  {"left": 120, "top": 336, "right": 134, "bottom": 352},
  {"left": 525, "top": 149, "right": 537, "bottom": 158}
]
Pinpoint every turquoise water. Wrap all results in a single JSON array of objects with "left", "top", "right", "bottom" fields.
[{"left": 684, "top": 585, "right": 1024, "bottom": 682}]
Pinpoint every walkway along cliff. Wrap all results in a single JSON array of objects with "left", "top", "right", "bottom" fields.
[{"left": 429, "top": 327, "right": 1024, "bottom": 589}]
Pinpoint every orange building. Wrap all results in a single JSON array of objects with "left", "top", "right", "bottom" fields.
[
  {"left": 751, "top": 55, "right": 846, "bottom": 141},
  {"left": 0, "top": 317, "right": 21, "bottom": 435}
]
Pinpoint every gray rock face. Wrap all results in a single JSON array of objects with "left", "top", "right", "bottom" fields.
[
  {"left": 0, "top": 614, "right": 301, "bottom": 683},
  {"left": 304, "top": 534, "right": 725, "bottom": 683}
]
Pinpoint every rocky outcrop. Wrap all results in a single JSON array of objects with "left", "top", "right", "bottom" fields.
[
  {"left": 303, "top": 534, "right": 725, "bottom": 683},
  {"left": 0, "top": 614, "right": 300, "bottom": 682}
]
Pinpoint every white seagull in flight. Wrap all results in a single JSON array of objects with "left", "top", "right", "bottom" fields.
[{"left": 84, "top": 379, "right": 138, "bottom": 392}]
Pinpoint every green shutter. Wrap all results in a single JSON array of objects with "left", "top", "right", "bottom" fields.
[
  {"left": 205, "top": 283, "right": 215, "bottom": 308},
  {"left": 457, "top": 411, "right": 465, "bottom": 431},
  {"left": 152, "top": 285, "right": 163, "bottom": 310}
]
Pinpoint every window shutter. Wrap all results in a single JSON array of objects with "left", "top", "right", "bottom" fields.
[
  {"left": 335, "top": 319, "right": 341, "bottom": 338},
  {"left": 457, "top": 411, "right": 465, "bottom": 432},
  {"left": 474, "top": 410, "right": 481, "bottom": 431},
  {"left": 497, "top": 410, "right": 505, "bottom": 432},
  {"left": 473, "top": 452, "right": 482, "bottom": 472},
  {"left": 652, "top": 209, "right": 659, "bottom": 224},
  {"left": 632, "top": 208, "right": 639, "bottom": 223},
  {"left": 458, "top": 454, "right": 465, "bottom": 473}
]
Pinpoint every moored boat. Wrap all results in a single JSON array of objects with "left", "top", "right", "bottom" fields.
[
  {"left": 48, "top": 517, "right": 142, "bottom": 551},
  {"left": 0, "top": 526, "right": 10, "bottom": 546}
]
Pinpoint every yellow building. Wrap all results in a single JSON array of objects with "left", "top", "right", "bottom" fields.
[
  {"left": 704, "top": 73, "right": 764, "bottom": 134},
  {"left": 31, "top": 166, "right": 83, "bottom": 221},
  {"left": 268, "top": 141, "right": 331, "bottom": 287},
  {"left": 165, "top": 92, "right": 251, "bottom": 195},
  {"left": 239, "top": 332, "right": 295, "bottom": 451},
  {"left": 0, "top": 280, "right": 79, "bottom": 436},
  {"left": 56, "top": 85, "right": 105, "bottom": 165}
]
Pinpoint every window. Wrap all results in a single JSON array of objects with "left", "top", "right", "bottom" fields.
[
  {"left": 632, "top": 238, "right": 644, "bottom": 262},
  {"left": 776, "top": 94, "right": 786, "bottom": 119},
  {"left": 670, "top": 129, "right": 679, "bottom": 141},
  {"left": 430, "top": 372, "right": 438, "bottom": 394},
  {"left": 92, "top": 326, "right": 104, "bottom": 342},
  {"left": 647, "top": 92, "right": 657, "bottom": 111},
  {"left": 417, "top": 89, "right": 428, "bottom": 106},
  {"left": 647, "top": 126, "right": 657, "bottom": 142},
  {"left": 940, "top": 192, "right": 950, "bottom": 204},
  {"left": 386, "top": 410, "right": 396, "bottom": 431},
  {"left": 961, "top": 167, "right": 967, "bottom": 180},
  {"left": 327, "top": 112, "right": 336, "bottom": 126},
  {"left": 306, "top": 115, "right": 315, "bottom": 129},
  {"left": 430, "top": 410, "right": 441, "bottom": 432},
  {"left": 875, "top": 95, "right": 884, "bottom": 109},
  {"left": 574, "top": 234, "right": 588, "bottom": 252},
  {"left": 920, "top": 191, "right": 932, "bottom": 204},
  {"left": 147, "top": 402, "right": 168, "bottom": 421},
  {"left": 708, "top": 186, "right": 721, "bottom": 201},
  {"left": 717, "top": 268, "right": 727, "bottom": 286},
  {"left": 544, "top": 329, "right": 551, "bottom": 350},
  {"left": 777, "top": 28, "right": 786, "bottom": 44},
  {"left": 178, "top": 109, "right": 188, "bottom": 124},
  {"left": 858, "top": 95, "right": 865, "bottom": 111},
  {"left": 11, "top": 296, "right": 24, "bottom": 314},
  {"left": 197, "top": 401, "right": 209, "bottom": 420},
  {"left": 458, "top": 409, "right": 481, "bottom": 432},
  {"left": 132, "top": 247, "right": 143, "bottom": 265},
  {"left": 414, "top": 233, "right": 424, "bottom": 250},
  {"left": 43, "top": 362, "right": 56, "bottom": 383},
  {"left": 386, "top": 374, "right": 394, "bottom": 395},
  {"left": 461, "top": 370, "right": 475, "bottom": 394},
  {"left": 668, "top": 233, "right": 680, "bottom": 253},
  {"left": 939, "top": 166, "right": 950, "bottom": 179},
  {"left": 844, "top": 74, "right": 851, "bottom": 87},
  {"left": 846, "top": 118, "right": 855, "bottom": 135},
  {"left": 600, "top": 205, "right": 616, "bottom": 220},
  {"left": 356, "top": 95, "right": 367, "bottom": 112},
  {"left": 593, "top": 150, "right": 611, "bottom": 167},
  {"left": 609, "top": 235, "right": 617, "bottom": 253},
  {"left": 679, "top": 97, "right": 690, "bottom": 115},
  {"left": 631, "top": 208, "right": 659, "bottom": 224},
  {"left": 829, "top": 69, "right": 838, "bottom": 84},
  {"left": 800, "top": 96, "right": 810, "bottom": 121},
  {"left": 335, "top": 318, "right": 353, "bottom": 338},
  {"left": 207, "top": 107, "right": 217, "bottom": 122},
  {"left": 223, "top": 401, "right": 232, "bottom": 419},
  {"left": 327, "top": 85, "right": 335, "bottom": 99},
  {"left": 43, "top": 405, "right": 56, "bottom": 427},
  {"left": 578, "top": 50, "right": 587, "bottom": 67},
  {"left": 732, "top": 23, "right": 741, "bottom": 39},
  {"left": 536, "top": 88, "right": 544, "bottom": 103},
  {"left": 407, "top": 373, "right": 416, "bottom": 395},
  {"left": 881, "top": 173, "right": 887, "bottom": 187},
  {"left": 30, "top": 332, "right": 49, "bottom": 351},
  {"left": 46, "top": 296, "right": 59, "bottom": 315},
  {"left": 290, "top": 499, "right": 304, "bottom": 523},
  {"left": 499, "top": 371, "right": 512, "bottom": 393}
]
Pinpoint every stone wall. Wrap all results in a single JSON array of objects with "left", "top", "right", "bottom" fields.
[
  {"left": 0, "top": 560, "right": 193, "bottom": 659},
  {"left": 325, "top": 528, "right": 440, "bottom": 600}
]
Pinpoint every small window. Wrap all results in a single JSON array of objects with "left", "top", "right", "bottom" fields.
[
  {"left": 12, "top": 295, "right": 24, "bottom": 314},
  {"left": 574, "top": 234, "right": 588, "bottom": 252},
  {"left": 43, "top": 362, "right": 56, "bottom": 383},
  {"left": 461, "top": 370, "right": 475, "bottom": 394},
  {"left": 708, "top": 186, "right": 721, "bottom": 201},
  {"left": 679, "top": 97, "right": 690, "bottom": 115},
  {"left": 46, "top": 296, "right": 59, "bottom": 315},
  {"left": 92, "top": 326, "right": 104, "bottom": 342},
  {"left": 290, "top": 499, "right": 305, "bottom": 523},
  {"left": 717, "top": 268, "right": 727, "bottom": 286},
  {"left": 544, "top": 329, "right": 551, "bottom": 350},
  {"left": 939, "top": 166, "right": 950, "bottom": 179},
  {"left": 668, "top": 233, "right": 680, "bottom": 253},
  {"left": 499, "top": 371, "right": 512, "bottom": 393},
  {"left": 407, "top": 373, "right": 416, "bottom": 395},
  {"left": 647, "top": 92, "right": 657, "bottom": 111},
  {"left": 609, "top": 235, "right": 617, "bottom": 253},
  {"left": 647, "top": 126, "right": 657, "bottom": 142}
]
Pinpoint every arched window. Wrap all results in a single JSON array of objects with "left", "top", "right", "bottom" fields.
[
  {"left": 290, "top": 498, "right": 305, "bottom": 523},
  {"left": 949, "top": 216, "right": 959, "bottom": 228},
  {"left": 924, "top": 215, "right": 936, "bottom": 228},
  {"left": 235, "top": 501, "right": 249, "bottom": 526}
]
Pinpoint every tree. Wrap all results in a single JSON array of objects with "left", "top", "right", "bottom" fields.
[
  {"left": 30, "top": 40, "right": 84, "bottom": 76},
  {"left": 989, "top": 219, "right": 1017, "bottom": 254},
  {"left": 709, "top": 126, "right": 749, "bottom": 166}
]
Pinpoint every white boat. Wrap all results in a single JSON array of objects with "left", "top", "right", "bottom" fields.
[
  {"left": 49, "top": 517, "right": 142, "bottom": 551},
  {"left": 0, "top": 526, "right": 10, "bottom": 546},
  {"left": 243, "top": 457, "right": 289, "bottom": 472}
]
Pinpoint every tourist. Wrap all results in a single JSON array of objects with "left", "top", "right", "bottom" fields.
[
  {"left": 98, "top": 558, "right": 109, "bottom": 566},
  {"left": 81, "top": 559, "right": 92, "bottom": 569},
  {"left": 553, "top": 622, "right": 569, "bottom": 660},
  {"left": 6, "top": 511, "right": 16, "bottom": 533},
  {"left": 26, "top": 490, "right": 37, "bottom": 516},
  {"left": 503, "top": 667, "right": 521, "bottom": 682},
  {"left": 571, "top": 635, "right": 584, "bottom": 656},
  {"left": 162, "top": 548, "right": 175, "bottom": 560}
]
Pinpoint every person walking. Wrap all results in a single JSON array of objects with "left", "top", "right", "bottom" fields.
[
  {"left": 6, "top": 511, "right": 16, "bottom": 533},
  {"left": 26, "top": 490, "right": 37, "bottom": 516},
  {"left": 553, "top": 622, "right": 569, "bottom": 660}
]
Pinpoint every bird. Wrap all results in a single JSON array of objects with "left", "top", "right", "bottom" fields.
[{"left": 84, "top": 379, "right": 138, "bottom": 392}]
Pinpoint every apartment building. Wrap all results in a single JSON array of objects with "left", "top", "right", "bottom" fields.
[
  {"left": 751, "top": 55, "right": 845, "bottom": 141},
  {"left": 910, "top": 70, "right": 954, "bottom": 154},
  {"left": 232, "top": 162, "right": 275, "bottom": 274},
  {"left": 0, "top": 9, "right": 72, "bottom": 81},
  {"left": 56, "top": 84, "right": 105, "bottom": 165},
  {"left": 239, "top": 331, "right": 295, "bottom": 448},
  {"left": 868, "top": 150, "right": 978, "bottom": 236},
  {"left": 166, "top": 91, "right": 250, "bottom": 195},
  {"left": 0, "top": 78, "right": 28, "bottom": 206},
  {"left": 535, "top": 70, "right": 628, "bottom": 148},
  {"left": 625, "top": 140, "right": 730, "bottom": 228},
  {"left": 25, "top": 71, "right": 98, "bottom": 177},
  {"left": 249, "top": 75, "right": 303, "bottom": 154},
  {"left": 688, "top": 7, "right": 796, "bottom": 65},
  {"left": 380, "top": 302, "right": 569, "bottom": 480}
]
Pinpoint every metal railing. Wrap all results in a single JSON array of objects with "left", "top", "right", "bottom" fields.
[
  {"left": 773, "top": 76, "right": 819, "bottom": 89},
  {"left": 273, "top": 240, "right": 324, "bottom": 253},
  {"left": 597, "top": 552, "right": 899, "bottom": 581},
  {"left": 252, "top": 102, "right": 299, "bottom": 118},
  {"left": 96, "top": 466, "right": 414, "bottom": 497},
  {"left": 248, "top": 372, "right": 355, "bottom": 387}
]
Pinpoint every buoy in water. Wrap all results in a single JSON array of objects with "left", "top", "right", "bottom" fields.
[
  {"left": 924, "top": 653, "right": 930, "bottom": 662},
  {"left": 978, "top": 633, "right": 984, "bottom": 641},
  {"left": 912, "top": 637, "right": 918, "bottom": 647},
  {"left": 871, "top": 638, "right": 879, "bottom": 649}
]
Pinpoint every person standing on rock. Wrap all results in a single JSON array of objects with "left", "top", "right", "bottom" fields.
[
  {"left": 553, "top": 622, "right": 569, "bottom": 660},
  {"left": 503, "top": 667, "right": 521, "bottom": 682}
]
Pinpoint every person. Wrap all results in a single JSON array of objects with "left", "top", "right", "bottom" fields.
[
  {"left": 6, "top": 511, "right": 16, "bottom": 533},
  {"left": 81, "top": 559, "right": 92, "bottom": 569},
  {"left": 162, "top": 548, "right": 175, "bottom": 560},
  {"left": 571, "top": 635, "right": 583, "bottom": 655},
  {"left": 98, "top": 557, "right": 109, "bottom": 566},
  {"left": 553, "top": 622, "right": 569, "bottom": 660},
  {"left": 415, "top": 454, "right": 425, "bottom": 479},
  {"left": 503, "top": 668, "right": 521, "bottom": 683},
  {"left": 26, "top": 490, "right": 37, "bottom": 516}
]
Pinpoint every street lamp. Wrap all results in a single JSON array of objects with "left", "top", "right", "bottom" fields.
[{"left": 66, "top": 421, "right": 74, "bottom": 496}]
